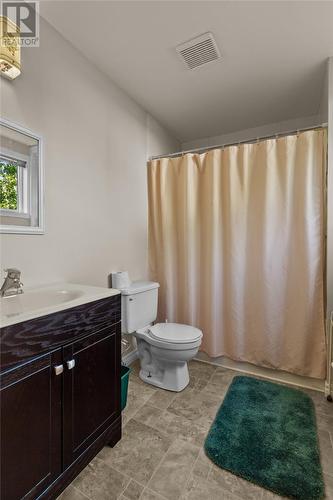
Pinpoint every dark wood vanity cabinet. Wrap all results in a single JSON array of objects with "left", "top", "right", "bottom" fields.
[
  {"left": 63, "top": 328, "right": 120, "bottom": 468},
  {"left": 1, "top": 350, "right": 63, "bottom": 500},
  {"left": 0, "top": 294, "right": 121, "bottom": 500}
]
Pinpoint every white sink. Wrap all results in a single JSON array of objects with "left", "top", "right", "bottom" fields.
[{"left": 0, "top": 283, "right": 120, "bottom": 328}]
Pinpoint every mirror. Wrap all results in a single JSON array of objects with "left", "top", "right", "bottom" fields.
[{"left": 0, "top": 119, "right": 44, "bottom": 234}]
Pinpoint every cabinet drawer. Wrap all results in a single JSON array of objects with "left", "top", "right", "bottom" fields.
[{"left": 1, "top": 294, "right": 121, "bottom": 372}]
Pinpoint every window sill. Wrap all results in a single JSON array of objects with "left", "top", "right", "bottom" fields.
[
  {"left": 0, "top": 209, "right": 30, "bottom": 219},
  {"left": 0, "top": 224, "right": 44, "bottom": 235}
]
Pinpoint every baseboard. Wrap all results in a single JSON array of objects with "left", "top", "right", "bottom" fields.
[
  {"left": 194, "top": 353, "right": 325, "bottom": 393},
  {"left": 121, "top": 349, "right": 324, "bottom": 394},
  {"left": 122, "top": 349, "right": 138, "bottom": 366}
]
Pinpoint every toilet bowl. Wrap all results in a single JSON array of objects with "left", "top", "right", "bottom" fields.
[
  {"left": 135, "top": 323, "right": 203, "bottom": 391},
  {"left": 117, "top": 279, "right": 203, "bottom": 392}
]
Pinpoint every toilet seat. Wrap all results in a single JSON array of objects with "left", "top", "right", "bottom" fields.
[
  {"left": 136, "top": 323, "right": 203, "bottom": 351},
  {"left": 149, "top": 323, "right": 202, "bottom": 344}
]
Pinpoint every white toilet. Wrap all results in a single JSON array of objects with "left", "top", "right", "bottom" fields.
[{"left": 120, "top": 281, "right": 203, "bottom": 392}]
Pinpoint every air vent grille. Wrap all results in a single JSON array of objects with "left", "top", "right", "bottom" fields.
[{"left": 176, "top": 32, "right": 221, "bottom": 70}]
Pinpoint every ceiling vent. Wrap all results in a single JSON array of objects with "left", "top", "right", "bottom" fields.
[{"left": 176, "top": 32, "right": 221, "bottom": 70}]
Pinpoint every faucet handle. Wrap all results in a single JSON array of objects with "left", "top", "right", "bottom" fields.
[{"left": 4, "top": 268, "right": 21, "bottom": 278}]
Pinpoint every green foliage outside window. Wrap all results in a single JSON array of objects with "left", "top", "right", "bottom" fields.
[{"left": 0, "top": 162, "right": 18, "bottom": 210}]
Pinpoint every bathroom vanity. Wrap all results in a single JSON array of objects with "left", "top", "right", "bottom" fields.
[{"left": 0, "top": 284, "right": 121, "bottom": 499}]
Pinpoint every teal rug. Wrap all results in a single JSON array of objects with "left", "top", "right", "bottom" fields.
[{"left": 204, "top": 376, "right": 324, "bottom": 499}]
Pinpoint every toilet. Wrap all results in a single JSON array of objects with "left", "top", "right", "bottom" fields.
[{"left": 119, "top": 280, "right": 203, "bottom": 392}]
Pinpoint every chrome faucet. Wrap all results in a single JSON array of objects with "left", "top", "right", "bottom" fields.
[{"left": 0, "top": 268, "right": 24, "bottom": 297}]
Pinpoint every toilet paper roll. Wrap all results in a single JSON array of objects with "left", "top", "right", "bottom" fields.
[{"left": 111, "top": 271, "right": 131, "bottom": 289}]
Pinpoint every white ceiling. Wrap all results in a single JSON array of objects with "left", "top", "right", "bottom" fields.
[{"left": 40, "top": 1, "right": 333, "bottom": 142}]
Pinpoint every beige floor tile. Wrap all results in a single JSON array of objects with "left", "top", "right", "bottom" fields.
[
  {"left": 186, "top": 374, "right": 211, "bottom": 390},
  {"left": 98, "top": 419, "right": 173, "bottom": 485},
  {"left": 148, "top": 438, "right": 200, "bottom": 500},
  {"left": 209, "top": 367, "right": 238, "bottom": 386},
  {"left": 302, "top": 389, "right": 333, "bottom": 419},
  {"left": 260, "top": 489, "right": 286, "bottom": 499},
  {"left": 122, "top": 413, "right": 131, "bottom": 427},
  {"left": 167, "top": 388, "right": 221, "bottom": 430},
  {"left": 188, "top": 360, "right": 217, "bottom": 379},
  {"left": 208, "top": 464, "right": 264, "bottom": 500},
  {"left": 72, "top": 456, "right": 130, "bottom": 500},
  {"left": 129, "top": 360, "right": 141, "bottom": 377},
  {"left": 316, "top": 412, "right": 333, "bottom": 434},
  {"left": 165, "top": 413, "right": 208, "bottom": 447},
  {"left": 57, "top": 485, "right": 90, "bottom": 500},
  {"left": 147, "top": 389, "right": 177, "bottom": 409},
  {"left": 132, "top": 404, "right": 173, "bottom": 431},
  {"left": 128, "top": 377, "right": 158, "bottom": 398},
  {"left": 140, "top": 489, "right": 168, "bottom": 500},
  {"left": 318, "top": 430, "right": 333, "bottom": 477},
  {"left": 62, "top": 360, "right": 332, "bottom": 500},
  {"left": 179, "top": 473, "right": 241, "bottom": 500},
  {"left": 203, "top": 381, "right": 229, "bottom": 398},
  {"left": 133, "top": 402, "right": 207, "bottom": 447},
  {"left": 324, "top": 473, "right": 333, "bottom": 499},
  {"left": 191, "top": 449, "right": 212, "bottom": 480},
  {"left": 123, "top": 479, "right": 144, "bottom": 500},
  {"left": 122, "top": 379, "right": 157, "bottom": 422},
  {"left": 316, "top": 399, "right": 333, "bottom": 420}
]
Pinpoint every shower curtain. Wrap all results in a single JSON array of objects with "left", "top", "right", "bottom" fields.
[{"left": 147, "top": 129, "right": 327, "bottom": 379}]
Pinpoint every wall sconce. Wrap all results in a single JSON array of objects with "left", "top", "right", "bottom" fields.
[{"left": 0, "top": 16, "right": 21, "bottom": 80}]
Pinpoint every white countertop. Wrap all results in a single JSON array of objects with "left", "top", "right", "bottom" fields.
[{"left": 0, "top": 282, "right": 120, "bottom": 328}]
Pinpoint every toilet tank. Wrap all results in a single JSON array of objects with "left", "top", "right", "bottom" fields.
[{"left": 120, "top": 281, "right": 160, "bottom": 334}]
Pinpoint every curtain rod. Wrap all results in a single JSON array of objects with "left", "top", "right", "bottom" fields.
[{"left": 150, "top": 123, "right": 328, "bottom": 161}]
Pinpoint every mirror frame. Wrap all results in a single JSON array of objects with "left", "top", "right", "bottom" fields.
[{"left": 0, "top": 118, "right": 44, "bottom": 234}]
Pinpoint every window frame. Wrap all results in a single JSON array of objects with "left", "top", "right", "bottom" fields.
[
  {"left": 0, "top": 118, "right": 44, "bottom": 235},
  {"left": 0, "top": 152, "right": 30, "bottom": 218}
]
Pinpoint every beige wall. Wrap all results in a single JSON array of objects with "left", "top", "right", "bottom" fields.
[
  {"left": 319, "top": 62, "right": 329, "bottom": 124},
  {"left": 181, "top": 115, "right": 323, "bottom": 152},
  {"left": 0, "top": 18, "right": 179, "bottom": 288}
]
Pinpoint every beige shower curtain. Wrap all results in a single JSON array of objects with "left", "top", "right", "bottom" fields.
[{"left": 148, "top": 129, "right": 327, "bottom": 379}]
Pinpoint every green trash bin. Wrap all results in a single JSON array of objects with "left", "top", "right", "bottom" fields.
[{"left": 121, "top": 365, "right": 131, "bottom": 411}]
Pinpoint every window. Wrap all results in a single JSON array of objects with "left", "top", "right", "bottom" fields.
[
  {"left": 0, "top": 120, "right": 44, "bottom": 234},
  {"left": 0, "top": 154, "right": 28, "bottom": 215}
]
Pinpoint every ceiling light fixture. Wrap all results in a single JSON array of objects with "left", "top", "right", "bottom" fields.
[{"left": 0, "top": 16, "right": 21, "bottom": 80}]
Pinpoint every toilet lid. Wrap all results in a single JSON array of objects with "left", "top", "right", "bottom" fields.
[{"left": 148, "top": 323, "right": 203, "bottom": 344}]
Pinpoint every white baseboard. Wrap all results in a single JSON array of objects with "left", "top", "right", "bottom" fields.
[
  {"left": 195, "top": 353, "right": 325, "bottom": 393},
  {"left": 122, "top": 349, "right": 139, "bottom": 366},
  {"left": 121, "top": 349, "right": 325, "bottom": 394}
]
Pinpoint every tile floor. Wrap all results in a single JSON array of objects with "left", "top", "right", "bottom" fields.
[{"left": 59, "top": 360, "right": 333, "bottom": 500}]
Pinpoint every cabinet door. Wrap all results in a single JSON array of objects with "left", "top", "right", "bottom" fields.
[
  {"left": 0, "top": 351, "right": 62, "bottom": 500},
  {"left": 63, "top": 325, "right": 120, "bottom": 467}
]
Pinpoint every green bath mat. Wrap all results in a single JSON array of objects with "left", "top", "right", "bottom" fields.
[{"left": 204, "top": 376, "right": 324, "bottom": 499}]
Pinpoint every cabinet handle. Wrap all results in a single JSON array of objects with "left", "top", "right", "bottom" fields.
[
  {"left": 54, "top": 364, "right": 64, "bottom": 376},
  {"left": 67, "top": 359, "right": 75, "bottom": 370}
]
